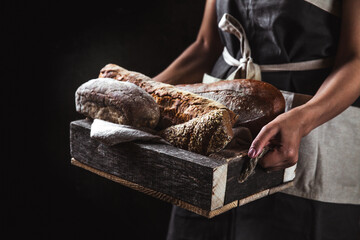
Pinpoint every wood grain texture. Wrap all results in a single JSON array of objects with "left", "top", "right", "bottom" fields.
[
  {"left": 223, "top": 154, "right": 285, "bottom": 204},
  {"left": 71, "top": 158, "right": 237, "bottom": 218},
  {"left": 71, "top": 158, "right": 293, "bottom": 218},
  {"left": 70, "top": 119, "right": 293, "bottom": 217},
  {"left": 70, "top": 119, "right": 227, "bottom": 210},
  {"left": 211, "top": 164, "right": 228, "bottom": 210}
]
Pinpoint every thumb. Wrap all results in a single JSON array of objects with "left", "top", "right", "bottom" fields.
[{"left": 248, "top": 124, "right": 278, "bottom": 158}]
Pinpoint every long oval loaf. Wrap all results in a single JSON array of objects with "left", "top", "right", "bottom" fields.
[
  {"left": 176, "top": 79, "right": 285, "bottom": 136},
  {"left": 99, "top": 63, "right": 237, "bottom": 155},
  {"left": 75, "top": 79, "right": 160, "bottom": 129}
]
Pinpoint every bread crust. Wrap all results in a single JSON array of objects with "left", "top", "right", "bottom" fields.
[
  {"left": 176, "top": 79, "right": 285, "bottom": 136},
  {"left": 75, "top": 78, "right": 160, "bottom": 129},
  {"left": 99, "top": 64, "right": 237, "bottom": 155}
]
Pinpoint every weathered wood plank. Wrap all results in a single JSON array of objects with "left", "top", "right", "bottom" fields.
[
  {"left": 70, "top": 119, "right": 227, "bottom": 210},
  {"left": 70, "top": 119, "right": 293, "bottom": 216},
  {"left": 71, "top": 158, "right": 293, "bottom": 218},
  {"left": 71, "top": 158, "right": 238, "bottom": 218},
  {"left": 224, "top": 156, "right": 284, "bottom": 204}
]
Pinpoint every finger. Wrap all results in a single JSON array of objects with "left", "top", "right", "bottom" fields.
[
  {"left": 248, "top": 124, "right": 278, "bottom": 158},
  {"left": 258, "top": 146, "right": 298, "bottom": 170},
  {"left": 258, "top": 148, "right": 283, "bottom": 168},
  {"left": 265, "top": 167, "right": 284, "bottom": 172},
  {"left": 265, "top": 160, "right": 297, "bottom": 172}
]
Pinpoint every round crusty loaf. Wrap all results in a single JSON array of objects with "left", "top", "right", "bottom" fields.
[
  {"left": 176, "top": 79, "right": 285, "bottom": 136},
  {"left": 75, "top": 78, "right": 160, "bottom": 129}
]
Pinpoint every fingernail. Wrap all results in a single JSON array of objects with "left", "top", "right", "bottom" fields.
[{"left": 248, "top": 147, "right": 257, "bottom": 158}]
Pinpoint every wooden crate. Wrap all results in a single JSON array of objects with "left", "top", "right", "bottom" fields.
[{"left": 70, "top": 119, "right": 293, "bottom": 218}]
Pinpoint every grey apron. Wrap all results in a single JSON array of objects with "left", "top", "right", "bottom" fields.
[{"left": 205, "top": 0, "right": 360, "bottom": 205}]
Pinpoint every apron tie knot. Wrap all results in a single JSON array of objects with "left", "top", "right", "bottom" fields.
[{"left": 219, "top": 13, "right": 262, "bottom": 81}]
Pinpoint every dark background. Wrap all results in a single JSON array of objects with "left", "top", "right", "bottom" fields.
[{"left": 5, "top": 0, "right": 206, "bottom": 239}]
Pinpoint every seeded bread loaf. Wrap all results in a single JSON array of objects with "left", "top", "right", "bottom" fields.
[
  {"left": 75, "top": 78, "right": 160, "bottom": 129},
  {"left": 99, "top": 63, "right": 237, "bottom": 155},
  {"left": 176, "top": 79, "right": 285, "bottom": 136}
]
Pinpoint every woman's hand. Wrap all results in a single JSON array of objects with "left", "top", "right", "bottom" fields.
[{"left": 248, "top": 107, "right": 310, "bottom": 171}]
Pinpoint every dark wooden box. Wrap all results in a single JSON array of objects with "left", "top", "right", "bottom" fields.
[{"left": 70, "top": 119, "right": 293, "bottom": 218}]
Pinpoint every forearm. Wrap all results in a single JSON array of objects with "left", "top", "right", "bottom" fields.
[
  {"left": 295, "top": 0, "right": 360, "bottom": 136},
  {"left": 296, "top": 57, "right": 360, "bottom": 136}
]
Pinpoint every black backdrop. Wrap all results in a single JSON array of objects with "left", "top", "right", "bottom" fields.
[{"left": 5, "top": 1, "right": 205, "bottom": 239}]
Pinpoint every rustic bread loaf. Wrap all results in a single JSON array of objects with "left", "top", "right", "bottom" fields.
[
  {"left": 176, "top": 80, "right": 285, "bottom": 136},
  {"left": 161, "top": 109, "right": 234, "bottom": 154},
  {"left": 75, "top": 78, "right": 160, "bottom": 129},
  {"left": 99, "top": 64, "right": 237, "bottom": 155}
]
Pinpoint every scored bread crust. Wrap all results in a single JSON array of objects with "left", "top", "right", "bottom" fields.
[
  {"left": 176, "top": 79, "right": 285, "bottom": 136},
  {"left": 99, "top": 63, "right": 237, "bottom": 155}
]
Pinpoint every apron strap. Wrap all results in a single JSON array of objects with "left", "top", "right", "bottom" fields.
[
  {"left": 222, "top": 47, "right": 334, "bottom": 74},
  {"left": 260, "top": 57, "right": 335, "bottom": 72},
  {"left": 218, "top": 13, "right": 262, "bottom": 81}
]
